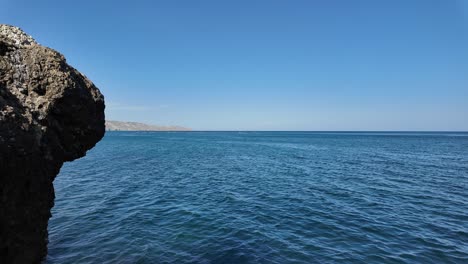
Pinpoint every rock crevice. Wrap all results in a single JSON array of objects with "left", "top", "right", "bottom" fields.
[{"left": 0, "top": 25, "right": 105, "bottom": 263}]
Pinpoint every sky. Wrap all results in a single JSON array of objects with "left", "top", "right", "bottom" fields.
[{"left": 2, "top": 0, "right": 468, "bottom": 131}]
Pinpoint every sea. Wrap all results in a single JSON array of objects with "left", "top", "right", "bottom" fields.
[{"left": 46, "top": 131, "right": 468, "bottom": 263}]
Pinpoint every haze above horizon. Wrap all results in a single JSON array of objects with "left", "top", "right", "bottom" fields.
[{"left": 2, "top": 0, "right": 467, "bottom": 131}]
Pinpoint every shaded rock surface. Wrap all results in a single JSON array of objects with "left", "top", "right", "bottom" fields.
[{"left": 0, "top": 25, "right": 105, "bottom": 263}]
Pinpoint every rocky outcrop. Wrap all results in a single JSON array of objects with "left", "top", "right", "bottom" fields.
[{"left": 0, "top": 25, "right": 105, "bottom": 263}]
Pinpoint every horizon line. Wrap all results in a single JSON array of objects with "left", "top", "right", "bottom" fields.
[{"left": 105, "top": 130, "right": 468, "bottom": 133}]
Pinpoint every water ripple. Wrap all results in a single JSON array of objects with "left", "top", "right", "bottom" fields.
[{"left": 47, "top": 132, "right": 468, "bottom": 263}]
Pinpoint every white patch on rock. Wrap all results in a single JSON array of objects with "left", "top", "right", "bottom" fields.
[{"left": 0, "top": 24, "right": 37, "bottom": 47}]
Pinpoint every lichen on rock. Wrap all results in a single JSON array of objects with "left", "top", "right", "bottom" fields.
[{"left": 0, "top": 24, "right": 105, "bottom": 263}]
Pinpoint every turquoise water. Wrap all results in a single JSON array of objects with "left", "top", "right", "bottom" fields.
[{"left": 47, "top": 132, "right": 468, "bottom": 263}]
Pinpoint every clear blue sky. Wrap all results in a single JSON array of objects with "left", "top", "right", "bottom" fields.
[{"left": 2, "top": 0, "right": 468, "bottom": 130}]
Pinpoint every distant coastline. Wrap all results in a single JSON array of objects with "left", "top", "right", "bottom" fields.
[{"left": 106, "top": 120, "right": 191, "bottom": 131}]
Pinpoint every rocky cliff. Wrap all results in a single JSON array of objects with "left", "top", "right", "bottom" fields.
[{"left": 0, "top": 25, "right": 105, "bottom": 263}]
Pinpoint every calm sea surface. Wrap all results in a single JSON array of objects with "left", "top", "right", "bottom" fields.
[{"left": 47, "top": 132, "right": 468, "bottom": 263}]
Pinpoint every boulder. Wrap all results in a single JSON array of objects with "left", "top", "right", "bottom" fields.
[{"left": 0, "top": 25, "right": 105, "bottom": 263}]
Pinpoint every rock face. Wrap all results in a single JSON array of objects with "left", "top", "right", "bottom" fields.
[{"left": 0, "top": 25, "right": 105, "bottom": 263}]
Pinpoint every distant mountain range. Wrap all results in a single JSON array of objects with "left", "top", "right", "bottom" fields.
[{"left": 105, "top": 120, "right": 191, "bottom": 131}]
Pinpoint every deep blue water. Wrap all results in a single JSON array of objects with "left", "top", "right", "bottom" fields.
[{"left": 47, "top": 132, "right": 468, "bottom": 263}]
